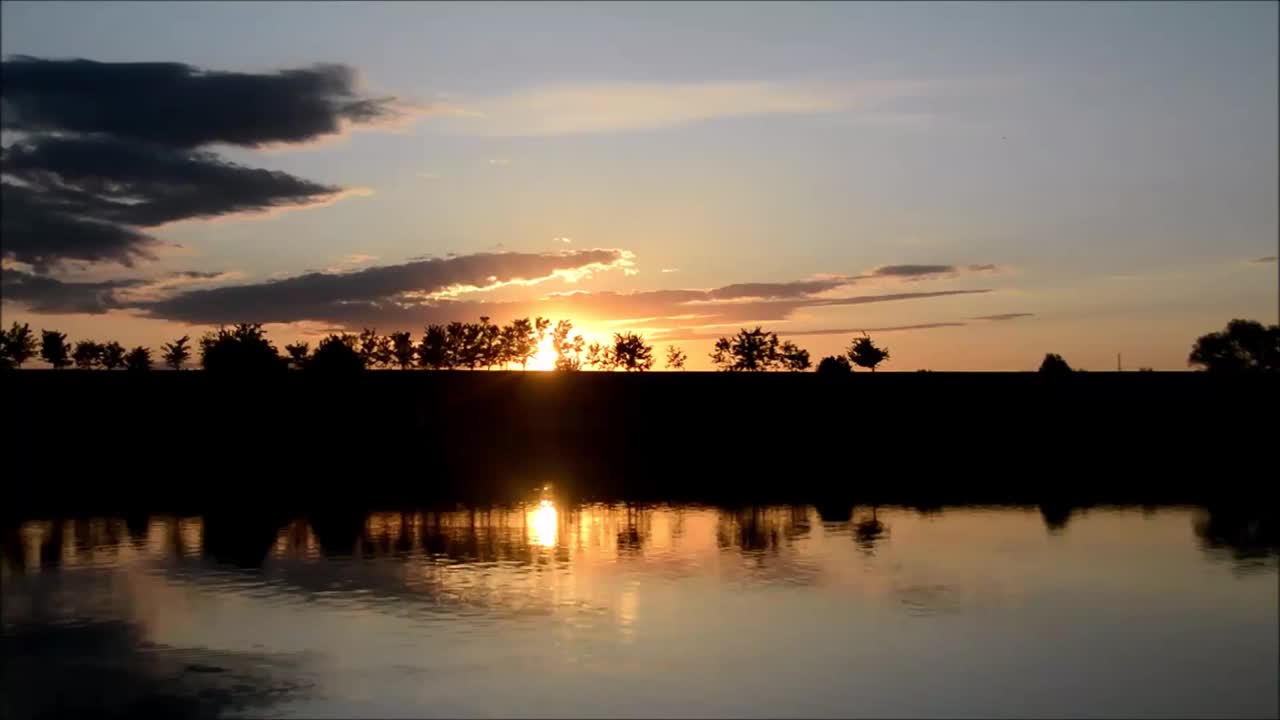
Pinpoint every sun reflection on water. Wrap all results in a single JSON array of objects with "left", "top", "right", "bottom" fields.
[{"left": 529, "top": 499, "right": 558, "bottom": 548}]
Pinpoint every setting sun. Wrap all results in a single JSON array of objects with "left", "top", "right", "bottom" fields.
[{"left": 528, "top": 335, "right": 558, "bottom": 371}]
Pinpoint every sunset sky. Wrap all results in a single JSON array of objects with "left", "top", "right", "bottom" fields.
[{"left": 2, "top": 0, "right": 1276, "bottom": 370}]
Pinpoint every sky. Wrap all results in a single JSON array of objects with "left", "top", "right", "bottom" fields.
[{"left": 1, "top": 0, "right": 1276, "bottom": 370}]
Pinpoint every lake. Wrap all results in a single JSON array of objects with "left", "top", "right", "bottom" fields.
[{"left": 3, "top": 501, "right": 1277, "bottom": 718}]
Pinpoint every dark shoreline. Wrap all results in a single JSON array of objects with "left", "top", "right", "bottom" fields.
[{"left": 3, "top": 370, "right": 1277, "bottom": 515}]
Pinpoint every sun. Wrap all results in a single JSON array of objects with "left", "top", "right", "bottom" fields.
[{"left": 527, "top": 334, "right": 558, "bottom": 371}]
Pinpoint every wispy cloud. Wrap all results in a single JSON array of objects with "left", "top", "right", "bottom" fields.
[
  {"left": 661, "top": 268, "right": 680, "bottom": 274},
  {"left": 1252, "top": 255, "right": 1277, "bottom": 264},
  {"left": 972, "top": 312, "right": 1034, "bottom": 321},
  {"left": 487, "top": 157, "right": 510, "bottom": 167},
  {"left": 439, "top": 79, "right": 924, "bottom": 136}
]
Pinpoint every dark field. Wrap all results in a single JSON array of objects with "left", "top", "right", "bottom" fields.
[{"left": 4, "top": 371, "right": 1276, "bottom": 514}]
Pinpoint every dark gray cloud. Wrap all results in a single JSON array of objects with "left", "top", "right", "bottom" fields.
[
  {"left": 135, "top": 250, "right": 632, "bottom": 325},
  {"left": 1, "top": 183, "right": 159, "bottom": 270},
  {"left": 868, "top": 264, "right": 956, "bottom": 277},
  {"left": 2, "top": 136, "right": 341, "bottom": 226},
  {"left": 1, "top": 57, "right": 401, "bottom": 271},
  {"left": 1, "top": 57, "right": 401, "bottom": 147},
  {"left": 111, "top": 248, "right": 989, "bottom": 333},
  {"left": 706, "top": 278, "right": 850, "bottom": 300},
  {"left": 659, "top": 322, "right": 969, "bottom": 341},
  {"left": 1252, "top": 256, "right": 1277, "bottom": 264},
  {"left": 1, "top": 267, "right": 139, "bottom": 314},
  {"left": 972, "top": 312, "right": 1034, "bottom": 321}
]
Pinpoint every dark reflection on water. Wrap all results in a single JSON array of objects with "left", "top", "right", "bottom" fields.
[{"left": 2, "top": 503, "right": 1277, "bottom": 718}]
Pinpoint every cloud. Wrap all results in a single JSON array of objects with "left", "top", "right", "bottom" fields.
[
  {"left": 661, "top": 268, "right": 679, "bottom": 274},
  {"left": 972, "top": 312, "right": 1034, "bottom": 321},
  {"left": 120, "top": 252, "right": 989, "bottom": 333},
  {"left": 444, "top": 80, "right": 881, "bottom": 136},
  {"left": 3, "top": 136, "right": 343, "bottom": 227},
  {"left": 1252, "top": 256, "right": 1277, "bottom": 264},
  {"left": 660, "top": 322, "right": 968, "bottom": 341},
  {"left": 556, "top": 237, "right": 572, "bottom": 244},
  {"left": 0, "top": 267, "right": 240, "bottom": 313},
  {"left": 0, "top": 57, "right": 415, "bottom": 274},
  {"left": 487, "top": 157, "right": 510, "bottom": 166},
  {"left": 133, "top": 249, "right": 634, "bottom": 325},
  {"left": 1, "top": 267, "right": 140, "bottom": 313},
  {"left": 0, "top": 183, "right": 160, "bottom": 271},
  {"left": 1, "top": 56, "right": 408, "bottom": 147}
]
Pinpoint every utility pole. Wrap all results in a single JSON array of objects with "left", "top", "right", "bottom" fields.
[{"left": 1117, "top": 352, "right": 1122, "bottom": 372}]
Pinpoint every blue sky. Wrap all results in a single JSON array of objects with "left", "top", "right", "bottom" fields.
[{"left": 1, "top": 1, "right": 1276, "bottom": 369}]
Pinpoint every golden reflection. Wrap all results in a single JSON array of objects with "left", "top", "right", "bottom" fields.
[{"left": 529, "top": 499, "right": 559, "bottom": 548}]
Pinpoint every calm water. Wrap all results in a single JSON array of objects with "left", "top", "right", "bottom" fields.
[{"left": 3, "top": 502, "right": 1277, "bottom": 719}]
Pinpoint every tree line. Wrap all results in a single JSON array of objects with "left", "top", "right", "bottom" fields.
[{"left": 1, "top": 316, "right": 1272, "bottom": 373}]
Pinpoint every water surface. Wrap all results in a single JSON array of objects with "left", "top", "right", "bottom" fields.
[{"left": 3, "top": 503, "right": 1276, "bottom": 718}]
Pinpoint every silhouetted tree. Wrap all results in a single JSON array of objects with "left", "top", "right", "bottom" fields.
[
  {"left": 500, "top": 318, "right": 537, "bottom": 369},
  {"left": 1038, "top": 353, "right": 1072, "bottom": 374},
  {"left": 816, "top": 355, "right": 852, "bottom": 375},
  {"left": 100, "top": 341, "right": 126, "bottom": 370},
  {"left": 284, "top": 342, "right": 311, "bottom": 369},
  {"left": 308, "top": 334, "right": 365, "bottom": 373},
  {"left": 611, "top": 332, "right": 654, "bottom": 371},
  {"left": 848, "top": 333, "right": 889, "bottom": 372},
  {"left": 0, "top": 322, "right": 38, "bottom": 369},
  {"left": 1188, "top": 319, "right": 1280, "bottom": 372},
  {"left": 124, "top": 346, "right": 152, "bottom": 371},
  {"left": 388, "top": 331, "right": 415, "bottom": 369},
  {"left": 418, "top": 324, "right": 451, "bottom": 369},
  {"left": 552, "top": 319, "right": 585, "bottom": 371},
  {"left": 780, "top": 341, "right": 811, "bottom": 371},
  {"left": 40, "top": 330, "right": 71, "bottom": 369},
  {"left": 477, "top": 316, "right": 503, "bottom": 369},
  {"left": 710, "top": 327, "right": 781, "bottom": 371},
  {"left": 584, "top": 341, "right": 609, "bottom": 370},
  {"left": 357, "top": 329, "right": 392, "bottom": 369},
  {"left": 665, "top": 345, "right": 687, "bottom": 370},
  {"left": 199, "top": 324, "right": 285, "bottom": 373},
  {"left": 72, "top": 340, "right": 103, "bottom": 369},
  {"left": 161, "top": 335, "right": 191, "bottom": 371}
]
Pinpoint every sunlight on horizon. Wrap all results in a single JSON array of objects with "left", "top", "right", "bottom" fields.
[{"left": 528, "top": 499, "right": 558, "bottom": 548}]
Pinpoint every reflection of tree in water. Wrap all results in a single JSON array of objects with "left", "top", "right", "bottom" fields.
[
  {"left": 615, "top": 504, "right": 649, "bottom": 556},
  {"left": 1194, "top": 506, "right": 1280, "bottom": 571},
  {"left": 716, "top": 507, "right": 783, "bottom": 553},
  {"left": 814, "top": 501, "right": 852, "bottom": 525},
  {"left": 1039, "top": 503, "right": 1074, "bottom": 534},
  {"left": 1, "top": 619, "right": 311, "bottom": 719},
  {"left": 852, "top": 506, "right": 887, "bottom": 554}
]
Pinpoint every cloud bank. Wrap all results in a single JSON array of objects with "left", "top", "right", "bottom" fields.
[{"left": 0, "top": 57, "right": 407, "bottom": 272}]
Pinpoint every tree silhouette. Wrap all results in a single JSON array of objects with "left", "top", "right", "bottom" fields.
[
  {"left": 848, "top": 334, "right": 889, "bottom": 372},
  {"left": 552, "top": 319, "right": 585, "bottom": 371},
  {"left": 418, "top": 324, "right": 451, "bottom": 369},
  {"left": 779, "top": 341, "right": 811, "bottom": 371},
  {"left": 388, "top": 331, "right": 415, "bottom": 370},
  {"left": 1038, "top": 353, "right": 1072, "bottom": 374},
  {"left": 284, "top": 342, "right": 311, "bottom": 370},
  {"left": 611, "top": 332, "right": 654, "bottom": 371},
  {"left": 199, "top": 324, "right": 285, "bottom": 373},
  {"left": 358, "top": 329, "right": 391, "bottom": 369},
  {"left": 477, "top": 316, "right": 503, "bottom": 369},
  {"left": 710, "top": 327, "right": 780, "bottom": 371},
  {"left": 665, "top": 345, "right": 687, "bottom": 370},
  {"left": 501, "top": 318, "right": 537, "bottom": 369},
  {"left": 100, "top": 341, "right": 126, "bottom": 370},
  {"left": 40, "top": 330, "right": 72, "bottom": 369},
  {"left": 1, "top": 322, "right": 38, "bottom": 369},
  {"left": 72, "top": 340, "right": 104, "bottom": 369},
  {"left": 584, "top": 341, "right": 608, "bottom": 370},
  {"left": 124, "top": 346, "right": 152, "bottom": 371},
  {"left": 161, "top": 335, "right": 191, "bottom": 371},
  {"left": 816, "top": 355, "right": 852, "bottom": 375},
  {"left": 1188, "top": 319, "right": 1280, "bottom": 372},
  {"left": 308, "top": 334, "right": 365, "bottom": 373}
]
